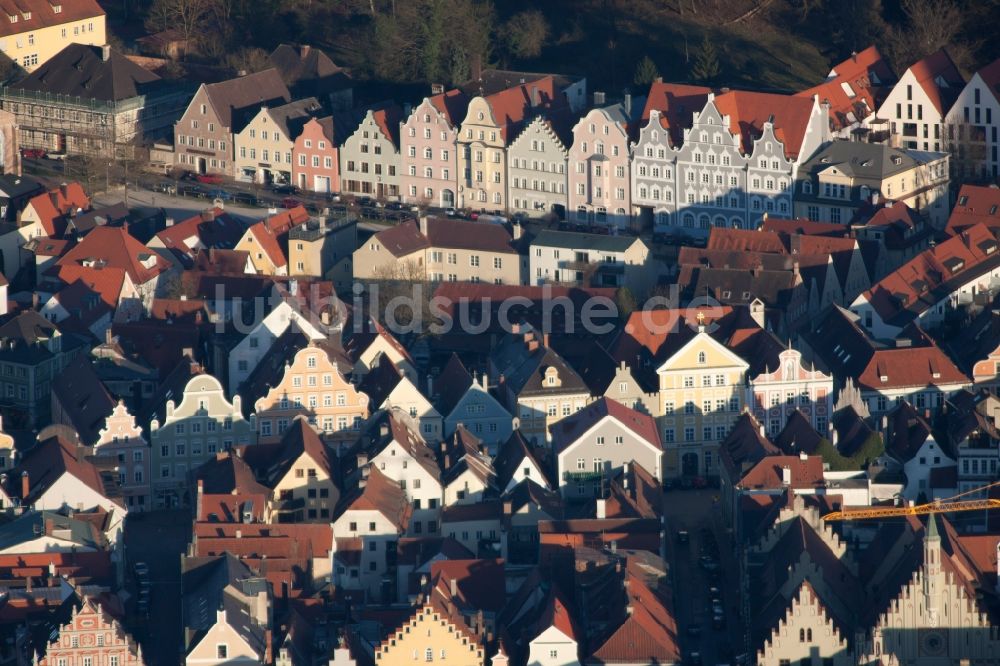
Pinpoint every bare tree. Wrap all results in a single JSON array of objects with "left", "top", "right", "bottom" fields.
[{"left": 145, "top": 0, "right": 213, "bottom": 47}]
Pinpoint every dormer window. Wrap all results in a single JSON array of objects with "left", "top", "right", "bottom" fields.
[
  {"left": 8, "top": 14, "right": 16, "bottom": 23},
  {"left": 21, "top": 12, "right": 30, "bottom": 20},
  {"left": 52, "top": 4, "right": 61, "bottom": 12}
]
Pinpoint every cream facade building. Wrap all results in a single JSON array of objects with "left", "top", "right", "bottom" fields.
[
  {"left": 0, "top": 0, "right": 105, "bottom": 72},
  {"left": 374, "top": 604, "right": 483, "bottom": 666},
  {"left": 149, "top": 373, "right": 255, "bottom": 508},
  {"left": 233, "top": 98, "right": 321, "bottom": 185},
  {"left": 252, "top": 342, "right": 369, "bottom": 444}
]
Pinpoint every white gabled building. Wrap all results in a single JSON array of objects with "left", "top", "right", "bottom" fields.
[
  {"left": 632, "top": 88, "right": 828, "bottom": 236},
  {"left": 945, "top": 57, "right": 1000, "bottom": 180},
  {"left": 875, "top": 49, "right": 965, "bottom": 153}
]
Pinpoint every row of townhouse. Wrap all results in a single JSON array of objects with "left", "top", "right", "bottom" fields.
[{"left": 177, "top": 46, "right": 1000, "bottom": 237}]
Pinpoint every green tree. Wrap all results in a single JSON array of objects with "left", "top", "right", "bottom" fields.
[
  {"left": 691, "top": 36, "right": 720, "bottom": 84},
  {"left": 632, "top": 55, "right": 659, "bottom": 87},
  {"left": 500, "top": 9, "right": 549, "bottom": 60}
]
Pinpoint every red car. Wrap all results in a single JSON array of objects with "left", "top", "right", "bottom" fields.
[
  {"left": 281, "top": 197, "right": 302, "bottom": 209},
  {"left": 20, "top": 148, "right": 46, "bottom": 159},
  {"left": 195, "top": 174, "right": 224, "bottom": 185}
]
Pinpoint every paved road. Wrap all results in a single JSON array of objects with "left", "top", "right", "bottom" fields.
[
  {"left": 123, "top": 509, "right": 193, "bottom": 666},
  {"left": 662, "top": 488, "right": 746, "bottom": 665}
]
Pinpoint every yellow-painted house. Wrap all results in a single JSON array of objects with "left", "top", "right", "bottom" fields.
[
  {"left": 0, "top": 0, "right": 105, "bottom": 73},
  {"left": 375, "top": 604, "right": 483, "bottom": 666}
]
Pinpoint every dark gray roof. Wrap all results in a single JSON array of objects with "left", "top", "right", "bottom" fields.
[
  {"left": 489, "top": 330, "right": 588, "bottom": 398},
  {"left": 0, "top": 174, "right": 44, "bottom": 200},
  {"left": 50, "top": 355, "right": 115, "bottom": 446},
  {"left": 797, "top": 141, "right": 946, "bottom": 188},
  {"left": 0, "top": 509, "right": 104, "bottom": 551},
  {"left": 268, "top": 44, "right": 347, "bottom": 87},
  {"left": 182, "top": 553, "right": 268, "bottom": 657},
  {"left": 12, "top": 44, "right": 160, "bottom": 102},
  {"left": 531, "top": 229, "right": 640, "bottom": 253},
  {"left": 202, "top": 69, "right": 291, "bottom": 131},
  {"left": 459, "top": 68, "right": 585, "bottom": 98},
  {"left": 265, "top": 97, "right": 323, "bottom": 140}
]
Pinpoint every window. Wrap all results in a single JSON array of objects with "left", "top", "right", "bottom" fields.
[
  {"left": 217, "top": 645, "right": 228, "bottom": 659},
  {"left": 426, "top": 649, "right": 434, "bottom": 662}
]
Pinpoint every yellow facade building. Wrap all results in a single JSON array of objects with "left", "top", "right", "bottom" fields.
[{"left": 0, "top": 0, "right": 105, "bottom": 72}]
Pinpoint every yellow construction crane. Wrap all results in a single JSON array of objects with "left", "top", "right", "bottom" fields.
[{"left": 822, "top": 481, "right": 1000, "bottom": 522}]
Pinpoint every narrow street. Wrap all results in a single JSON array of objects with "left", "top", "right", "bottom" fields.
[{"left": 662, "top": 487, "right": 746, "bottom": 665}]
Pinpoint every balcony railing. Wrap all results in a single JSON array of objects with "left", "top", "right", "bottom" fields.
[{"left": 564, "top": 470, "right": 603, "bottom": 481}]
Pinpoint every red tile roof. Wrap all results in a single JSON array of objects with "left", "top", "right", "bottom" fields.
[
  {"left": 797, "top": 46, "right": 895, "bottom": 131},
  {"left": 862, "top": 222, "right": 1000, "bottom": 325},
  {"left": 975, "top": 56, "right": 1000, "bottom": 107},
  {"left": 759, "top": 216, "right": 851, "bottom": 237},
  {"left": 340, "top": 467, "right": 411, "bottom": 530},
  {"left": 589, "top": 562, "right": 680, "bottom": 663},
  {"left": 9, "top": 436, "right": 123, "bottom": 508},
  {"left": 55, "top": 225, "right": 169, "bottom": 286},
  {"left": 430, "top": 558, "right": 506, "bottom": 613},
  {"left": 641, "top": 82, "right": 712, "bottom": 146},
  {"left": 858, "top": 343, "right": 968, "bottom": 392},
  {"left": 370, "top": 104, "right": 403, "bottom": 148},
  {"left": 905, "top": 49, "right": 965, "bottom": 116},
  {"left": 26, "top": 182, "right": 89, "bottom": 237},
  {"left": 154, "top": 207, "right": 246, "bottom": 256},
  {"left": 736, "top": 454, "right": 825, "bottom": 491},
  {"left": 428, "top": 89, "right": 470, "bottom": 126},
  {"left": 550, "top": 397, "right": 661, "bottom": 454},
  {"left": 0, "top": 0, "right": 104, "bottom": 39},
  {"left": 425, "top": 217, "right": 518, "bottom": 254},
  {"left": 713, "top": 90, "right": 816, "bottom": 159},
  {"left": 483, "top": 75, "right": 559, "bottom": 143},
  {"left": 945, "top": 184, "right": 1000, "bottom": 234}
]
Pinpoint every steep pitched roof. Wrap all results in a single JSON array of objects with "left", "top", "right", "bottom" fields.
[
  {"left": 797, "top": 45, "right": 895, "bottom": 131},
  {"left": 154, "top": 207, "right": 247, "bottom": 257},
  {"left": 370, "top": 219, "right": 429, "bottom": 258},
  {"left": 12, "top": 44, "right": 159, "bottom": 102},
  {"left": 863, "top": 223, "right": 1000, "bottom": 326},
  {"left": 427, "top": 89, "right": 471, "bottom": 126},
  {"left": 338, "top": 467, "right": 410, "bottom": 531},
  {"left": 494, "top": 430, "right": 553, "bottom": 490},
  {"left": 481, "top": 76, "right": 560, "bottom": 142},
  {"left": 946, "top": 184, "right": 1000, "bottom": 234},
  {"left": 550, "top": 397, "right": 661, "bottom": 455},
  {"left": 8, "top": 436, "right": 122, "bottom": 508},
  {"left": 26, "top": 182, "right": 89, "bottom": 237},
  {"left": 50, "top": 355, "right": 115, "bottom": 446},
  {"left": 268, "top": 44, "right": 344, "bottom": 86},
  {"left": 713, "top": 90, "right": 816, "bottom": 159},
  {"left": 265, "top": 97, "right": 323, "bottom": 140},
  {"left": 56, "top": 225, "right": 169, "bottom": 286},
  {"left": 641, "top": 81, "right": 712, "bottom": 146},
  {"left": 255, "top": 417, "right": 335, "bottom": 488},
  {"left": 201, "top": 69, "right": 291, "bottom": 131},
  {"left": 905, "top": 48, "right": 965, "bottom": 116},
  {"left": 719, "top": 413, "right": 780, "bottom": 481}
]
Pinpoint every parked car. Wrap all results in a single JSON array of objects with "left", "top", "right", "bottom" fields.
[
  {"left": 712, "top": 613, "right": 726, "bottom": 630},
  {"left": 233, "top": 191, "right": 258, "bottom": 206},
  {"left": 271, "top": 183, "right": 298, "bottom": 195},
  {"left": 20, "top": 148, "right": 46, "bottom": 159},
  {"left": 281, "top": 197, "right": 302, "bottom": 209},
  {"left": 133, "top": 562, "right": 149, "bottom": 577},
  {"left": 445, "top": 207, "right": 458, "bottom": 217},
  {"left": 677, "top": 530, "right": 689, "bottom": 544},
  {"left": 178, "top": 184, "right": 207, "bottom": 198},
  {"left": 688, "top": 652, "right": 702, "bottom": 666},
  {"left": 151, "top": 182, "right": 176, "bottom": 195},
  {"left": 207, "top": 189, "right": 233, "bottom": 201},
  {"left": 196, "top": 173, "right": 224, "bottom": 185}
]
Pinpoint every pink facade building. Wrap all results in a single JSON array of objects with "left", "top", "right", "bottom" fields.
[
  {"left": 94, "top": 401, "right": 151, "bottom": 512},
  {"left": 399, "top": 89, "right": 468, "bottom": 208},
  {"left": 567, "top": 99, "right": 640, "bottom": 230},
  {"left": 292, "top": 116, "right": 340, "bottom": 194},
  {"left": 750, "top": 348, "right": 834, "bottom": 437},
  {"left": 41, "top": 596, "right": 144, "bottom": 665}
]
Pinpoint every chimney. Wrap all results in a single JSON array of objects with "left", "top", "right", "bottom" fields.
[
  {"left": 426, "top": 375, "right": 434, "bottom": 398},
  {"left": 512, "top": 223, "right": 523, "bottom": 240},
  {"left": 379, "top": 423, "right": 389, "bottom": 437},
  {"left": 624, "top": 92, "right": 632, "bottom": 116},
  {"left": 419, "top": 215, "right": 428, "bottom": 237},
  {"left": 781, "top": 466, "right": 791, "bottom": 486},
  {"left": 235, "top": 530, "right": 242, "bottom": 539},
  {"left": 503, "top": 500, "right": 512, "bottom": 516},
  {"left": 471, "top": 52, "right": 482, "bottom": 83},
  {"left": 593, "top": 91, "right": 606, "bottom": 107},
  {"left": 196, "top": 479, "right": 204, "bottom": 519},
  {"left": 542, "top": 332, "right": 550, "bottom": 348},
  {"left": 264, "top": 629, "right": 273, "bottom": 664},
  {"left": 31, "top": 292, "right": 39, "bottom": 310},
  {"left": 449, "top": 578, "right": 457, "bottom": 597},
  {"left": 301, "top": 45, "right": 310, "bottom": 57},
  {"left": 101, "top": 44, "right": 111, "bottom": 61},
  {"left": 530, "top": 86, "right": 539, "bottom": 107},
  {"left": 430, "top": 83, "right": 445, "bottom": 95},
  {"left": 105, "top": 328, "right": 112, "bottom": 345},
  {"left": 799, "top": 451, "right": 807, "bottom": 461},
  {"left": 596, "top": 498, "right": 606, "bottom": 519},
  {"left": 165, "top": 217, "right": 174, "bottom": 227},
  {"left": 21, "top": 471, "right": 28, "bottom": 500}
]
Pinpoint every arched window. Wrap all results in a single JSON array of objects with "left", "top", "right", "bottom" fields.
[
  {"left": 800, "top": 629, "right": 806, "bottom": 642},
  {"left": 807, "top": 628, "right": 813, "bottom": 642},
  {"left": 683, "top": 213, "right": 695, "bottom": 228},
  {"left": 698, "top": 214, "right": 710, "bottom": 229}
]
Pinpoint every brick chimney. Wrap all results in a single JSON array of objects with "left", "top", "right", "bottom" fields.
[{"left": 21, "top": 471, "right": 28, "bottom": 500}]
